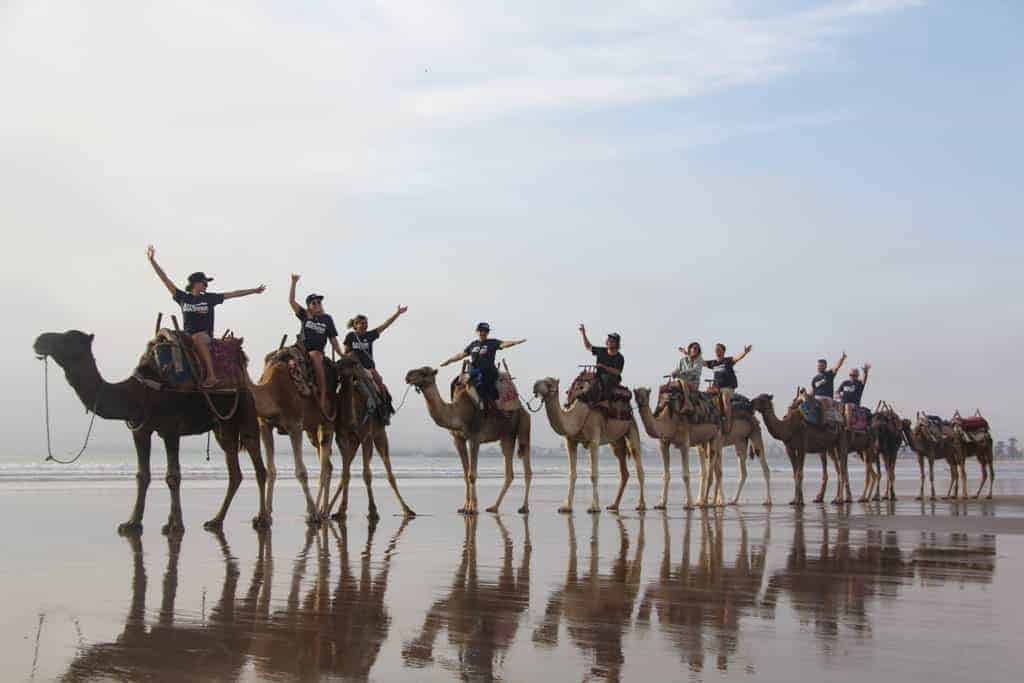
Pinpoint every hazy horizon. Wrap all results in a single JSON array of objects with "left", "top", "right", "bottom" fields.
[{"left": 3, "top": 1, "right": 1022, "bottom": 458}]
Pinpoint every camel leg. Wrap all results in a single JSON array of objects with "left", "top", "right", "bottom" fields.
[
  {"left": 680, "top": 444, "right": 694, "bottom": 509},
  {"left": 695, "top": 444, "right": 707, "bottom": 508},
  {"left": 559, "top": 440, "right": 578, "bottom": 514},
  {"left": 453, "top": 436, "right": 471, "bottom": 514},
  {"left": 519, "top": 450, "right": 533, "bottom": 515},
  {"left": 973, "top": 456, "right": 987, "bottom": 499},
  {"left": 287, "top": 429, "right": 318, "bottom": 522},
  {"left": 607, "top": 441, "right": 629, "bottom": 511},
  {"left": 632, "top": 435, "right": 647, "bottom": 511},
  {"left": 162, "top": 433, "right": 186, "bottom": 536},
  {"left": 713, "top": 445, "right": 725, "bottom": 507},
  {"left": 587, "top": 441, "right": 602, "bottom": 514},
  {"left": 872, "top": 456, "right": 882, "bottom": 501},
  {"left": 361, "top": 438, "right": 379, "bottom": 521},
  {"left": 466, "top": 439, "right": 481, "bottom": 515},
  {"left": 487, "top": 437, "right": 516, "bottom": 513},
  {"left": 888, "top": 454, "right": 898, "bottom": 501},
  {"left": 958, "top": 459, "right": 968, "bottom": 501},
  {"left": 373, "top": 430, "right": 416, "bottom": 517},
  {"left": 242, "top": 433, "right": 270, "bottom": 530},
  {"left": 655, "top": 440, "right": 670, "bottom": 510},
  {"left": 119, "top": 430, "right": 153, "bottom": 534},
  {"left": 205, "top": 428, "right": 243, "bottom": 531},
  {"left": 944, "top": 459, "right": 955, "bottom": 499},
  {"left": 753, "top": 434, "right": 772, "bottom": 506},
  {"left": 730, "top": 440, "right": 748, "bottom": 506},
  {"left": 842, "top": 451, "right": 854, "bottom": 503},
  {"left": 260, "top": 421, "right": 277, "bottom": 518},
  {"left": 915, "top": 454, "right": 925, "bottom": 500},
  {"left": 314, "top": 431, "right": 334, "bottom": 519},
  {"left": 328, "top": 443, "right": 356, "bottom": 521},
  {"left": 987, "top": 458, "right": 995, "bottom": 499},
  {"left": 814, "top": 452, "right": 828, "bottom": 504},
  {"left": 859, "top": 454, "right": 871, "bottom": 502}
]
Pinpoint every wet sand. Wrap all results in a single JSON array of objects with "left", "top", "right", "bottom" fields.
[{"left": 4, "top": 476, "right": 1024, "bottom": 682}]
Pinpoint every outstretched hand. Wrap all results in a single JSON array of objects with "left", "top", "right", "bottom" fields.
[
  {"left": 578, "top": 323, "right": 586, "bottom": 334},
  {"left": 146, "top": 245, "right": 155, "bottom": 261},
  {"left": 863, "top": 362, "right": 871, "bottom": 371},
  {"left": 744, "top": 344, "right": 753, "bottom": 353},
  {"left": 440, "top": 359, "right": 451, "bottom": 368},
  {"left": 291, "top": 273, "right": 300, "bottom": 283},
  {"left": 397, "top": 305, "right": 409, "bottom": 315},
  {"left": 255, "top": 284, "right": 266, "bottom": 294}
]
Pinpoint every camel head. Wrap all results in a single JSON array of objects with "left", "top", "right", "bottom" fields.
[
  {"left": 404, "top": 366, "right": 438, "bottom": 389},
  {"left": 532, "top": 377, "right": 560, "bottom": 400},
  {"left": 33, "top": 331, "right": 95, "bottom": 366},
  {"left": 334, "top": 356, "right": 360, "bottom": 378},
  {"left": 750, "top": 393, "right": 774, "bottom": 413},
  {"left": 632, "top": 387, "right": 651, "bottom": 407}
]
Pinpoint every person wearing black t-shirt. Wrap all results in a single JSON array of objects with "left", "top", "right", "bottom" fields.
[
  {"left": 811, "top": 352, "right": 847, "bottom": 403},
  {"left": 289, "top": 274, "right": 343, "bottom": 412},
  {"left": 837, "top": 363, "right": 871, "bottom": 426},
  {"left": 441, "top": 323, "right": 526, "bottom": 407},
  {"left": 703, "top": 342, "right": 752, "bottom": 431},
  {"left": 578, "top": 324, "right": 625, "bottom": 404},
  {"left": 147, "top": 245, "right": 265, "bottom": 388},
  {"left": 343, "top": 306, "right": 408, "bottom": 418}
]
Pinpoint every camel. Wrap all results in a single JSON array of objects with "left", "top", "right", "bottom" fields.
[
  {"left": 871, "top": 406, "right": 903, "bottom": 501},
  {"left": 33, "top": 331, "right": 269, "bottom": 535},
  {"left": 844, "top": 426, "right": 880, "bottom": 503},
  {"left": 632, "top": 386, "right": 722, "bottom": 508},
  {"left": 402, "top": 515, "right": 531, "bottom": 680},
  {"left": 405, "top": 367, "right": 532, "bottom": 514},
  {"left": 637, "top": 509, "right": 770, "bottom": 673},
  {"left": 326, "top": 357, "right": 415, "bottom": 520},
  {"left": 751, "top": 392, "right": 851, "bottom": 506},
  {"left": 951, "top": 418, "right": 996, "bottom": 500},
  {"left": 533, "top": 377, "right": 646, "bottom": 513},
  {"left": 247, "top": 345, "right": 336, "bottom": 524},
  {"left": 531, "top": 514, "right": 645, "bottom": 682},
  {"left": 901, "top": 416, "right": 958, "bottom": 500}
]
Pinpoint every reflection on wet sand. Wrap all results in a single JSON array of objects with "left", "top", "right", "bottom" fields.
[
  {"left": 637, "top": 510, "right": 769, "bottom": 674},
  {"left": 532, "top": 516, "right": 645, "bottom": 682},
  {"left": 402, "top": 515, "right": 532, "bottom": 680}
]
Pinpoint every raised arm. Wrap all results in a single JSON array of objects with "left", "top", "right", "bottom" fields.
[
  {"left": 862, "top": 363, "right": 871, "bottom": 385},
  {"left": 440, "top": 350, "right": 469, "bottom": 368},
  {"left": 146, "top": 245, "right": 177, "bottom": 297},
  {"left": 374, "top": 305, "right": 408, "bottom": 334},
  {"left": 831, "top": 351, "right": 848, "bottom": 374},
  {"left": 287, "top": 274, "right": 303, "bottom": 315},
  {"left": 733, "top": 344, "right": 753, "bottom": 364},
  {"left": 499, "top": 339, "right": 526, "bottom": 350},
  {"left": 223, "top": 284, "right": 266, "bottom": 300},
  {"left": 578, "top": 323, "right": 592, "bottom": 352}
]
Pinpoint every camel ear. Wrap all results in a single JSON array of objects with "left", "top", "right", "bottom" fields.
[
  {"left": 766, "top": 393, "right": 773, "bottom": 401},
  {"left": 88, "top": 333, "right": 95, "bottom": 344}
]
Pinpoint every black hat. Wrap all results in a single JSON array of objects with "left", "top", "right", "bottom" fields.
[
  {"left": 476, "top": 322, "right": 491, "bottom": 332},
  {"left": 306, "top": 293, "right": 324, "bottom": 305},
  {"left": 607, "top": 332, "right": 621, "bottom": 343},
  {"left": 187, "top": 272, "right": 213, "bottom": 287}
]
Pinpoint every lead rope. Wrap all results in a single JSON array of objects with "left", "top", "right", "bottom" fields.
[
  {"left": 391, "top": 383, "right": 413, "bottom": 414},
  {"left": 42, "top": 357, "right": 99, "bottom": 465},
  {"left": 522, "top": 395, "right": 545, "bottom": 413}
]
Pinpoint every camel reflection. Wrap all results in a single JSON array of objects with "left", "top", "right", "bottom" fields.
[
  {"left": 532, "top": 515, "right": 645, "bottom": 682},
  {"left": 63, "top": 519, "right": 409, "bottom": 681},
  {"left": 637, "top": 510, "right": 770, "bottom": 674},
  {"left": 912, "top": 531, "right": 996, "bottom": 587},
  {"left": 402, "top": 515, "right": 532, "bottom": 680}
]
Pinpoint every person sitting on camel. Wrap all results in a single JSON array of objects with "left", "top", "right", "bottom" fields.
[
  {"left": 289, "top": 274, "right": 343, "bottom": 413},
  {"left": 672, "top": 341, "right": 704, "bottom": 392},
  {"left": 579, "top": 324, "right": 624, "bottom": 405},
  {"left": 343, "top": 307, "right": 408, "bottom": 421},
  {"left": 811, "top": 352, "right": 847, "bottom": 405},
  {"left": 836, "top": 363, "right": 871, "bottom": 427},
  {"left": 440, "top": 323, "right": 526, "bottom": 410},
  {"left": 146, "top": 245, "right": 265, "bottom": 388},
  {"left": 703, "top": 342, "right": 752, "bottom": 432}
]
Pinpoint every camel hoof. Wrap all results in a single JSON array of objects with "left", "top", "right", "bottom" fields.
[
  {"left": 117, "top": 522, "right": 143, "bottom": 536},
  {"left": 635, "top": 504, "right": 647, "bottom": 512},
  {"left": 557, "top": 506, "right": 572, "bottom": 514},
  {"left": 251, "top": 514, "right": 272, "bottom": 529},
  {"left": 330, "top": 511, "right": 346, "bottom": 521},
  {"left": 728, "top": 501, "right": 739, "bottom": 507},
  {"left": 457, "top": 508, "right": 466, "bottom": 514},
  {"left": 162, "top": 522, "right": 185, "bottom": 537},
  {"left": 203, "top": 519, "right": 224, "bottom": 531},
  {"left": 813, "top": 497, "right": 824, "bottom": 504},
  {"left": 763, "top": 501, "right": 773, "bottom": 507},
  {"left": 914, "top": 496, "right": 923, "bottom": 501},
  {"left": 606, "top": 504, "right": 619, "bottom": 512},
  {"left": 485, "top": 506, "right": 499, "bottom": 514},
  {"left": 404, "top": 509, "right": 418, "bottom": 517},
  {"left": 587, "top": 507, "right": 601, "bottom": 514},
  {"left": 517, "top": 506, "right": 529, "bottom": 515},
  {"left": 857, "top": 497, "right": 867, "bottom": 504},
  {"left": 653, "top": 503, "right": 666, "bottom": 510},
  {"left": 368, "top": 510, "right": 380, "bottom": 522},
  {"left": 305, "top": 513, "right": 323, "bottom": 526},
  {"left": 986, "top": 495, "right": 993, "bottom": 500}
]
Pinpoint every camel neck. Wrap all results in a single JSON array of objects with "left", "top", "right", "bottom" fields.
[
  {"left": 543, "top": 393, "right": 587, "bottom": 437},
  {"left": 636, "top": 394, "right": 674, "bottom": 441},
  {"left": 57, "top": 354, "right": 135, "bottom": 421},
  {"left": 421, "top": 381, "right": 462, "bottom": 431},
  {"left": 758, "top": 402, "right": 793, "bottom": 441}
]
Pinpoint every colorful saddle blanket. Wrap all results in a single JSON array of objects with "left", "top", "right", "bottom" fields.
[
  {"left": 955, "top": 416, "right": 989, "bottom": 432},
  {"left": 453, "top": 372, "right": 521, "bottom": 415},
  {"left": 799, "top": 396, "right": 843, "bottom": 429},
  {"left": 139, "top": 329, "right": 246, "bottom": 390},
  {"left": 265, "top": 345, "right": 316, "bottom": 397},
  {"left": 952, "top": 414, "right": 990, "bottom": 443},
  {"left": 567, "top": 370, "right": 632, "bottom": 419},
  {"left": 731, "top": 393, "right": 754, "bottom": 415},
  {"left": 848, "top": 406, "right": 872, "bottom": 432},
  {"left": 655, "top": 383, "right": 719, "bottom": 424}
]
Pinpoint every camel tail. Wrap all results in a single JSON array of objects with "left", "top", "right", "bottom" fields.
[{"left": 516, "top": 411, "right": 531, "bottom": 459}]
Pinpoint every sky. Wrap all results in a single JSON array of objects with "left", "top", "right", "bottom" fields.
[{"left": 2, "top": 0, "right": 1022, "bottom": 457}]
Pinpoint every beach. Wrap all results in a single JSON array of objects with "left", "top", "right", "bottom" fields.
[{"left": 4, "top": 461, "right": 1024, "bottom": 682}]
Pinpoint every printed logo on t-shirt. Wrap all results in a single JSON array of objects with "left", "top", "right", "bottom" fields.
[
  {"left": 181, "top": 302, "right": 210, "bottom": 314},
  {"left": 305, "top": 320, "right": 328, "bottom": 335}
]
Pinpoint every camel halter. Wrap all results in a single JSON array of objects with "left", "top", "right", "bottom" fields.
[{"left": 41, "top": 356, "right": 99, "bottom": 465}]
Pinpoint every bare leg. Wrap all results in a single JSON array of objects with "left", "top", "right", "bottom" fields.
[
  {"left": 242, "top": 433, "right": 270, "bottom": 529},
  {"left": 162, "top": 433, "right": 185, "bottom": 535},
  {"left": 488, "top": 437, "right": 516, "bottom": 513},
  {"left": 374, "top": 429, "right": 416, "bottom": 516},
  {"left": 655, "top": 440, "right": 671, "bottom": 510},
  {"left": 192, "top": 332, "right": 218, "bottom": 386},
  {"left": 206, "top": 428, "right": 243, "bottom": 530},
  {"left": 120, "top": 430, "right": 153, "bottom": 534},
  {"left": 314, "top": 429, "right": 334, "bottom": 519},
  {"left": 560, "top": 440, "right": 578, "bottom": 514}
]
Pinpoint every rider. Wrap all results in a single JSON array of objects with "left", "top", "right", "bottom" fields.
[
  {"left": 289, "top": 274, "right": 343, "bottom": 413},
  {"left": 146, "top": 245, "right": 265, "bottom": 388},
  {"left": 343, "top": 306, "right": 408, "bottom": 417},
  {"left": 837, "top": 363, "right": 871, "bottom": 426},
  {"left": 440, "top": 323, "right": 526, "bottom": 408},
  {"left": 703, "top": 342, "right": 752, "bottom": 432},
  {"left": 811, "top": 352, "right": 847, "bottom": 403},
  {"left": 579, "top": 324, "right": 624, "bottom": 404},
  {"left": 672, "top": 341, "right": 704, "bottom": 391}
]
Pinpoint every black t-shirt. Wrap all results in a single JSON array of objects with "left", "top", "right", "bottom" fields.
[
  {"left": 812, "top": 370, "right": 836, "bottom": 397},
  {"left": 704, "top": 357, "right": 738, "bottom": 389},
  {"left": 591, "top": 346, "right": 625, "bottom": 383},
  {"left": 296, "top": 309, "right": 338, "bottom": 353},
  {"left": 465, "top": 338, "right": 503, "bottom": 372},
  {"left": 173, "top": 289, "right": 225, "bottom": 336},
  {"left": 344, "top": 329, "right": 380, "bottom": 369},
  {"left": 837, "top": 379, "right": 865, "bottom": 405}
]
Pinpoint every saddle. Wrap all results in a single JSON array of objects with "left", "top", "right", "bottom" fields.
[
  {"left": 847, "top": 406, "right": 872, "bottom": 433},
  {"left": 798, "top": 396, "right": 843, "bottom": 430},
  {"left": 567, "top": 370, "right": 632, "bottom": 420},
  {"left": 452, "top": 372, "right": 521, "bottom": 416},
  {"left": 265, "top": 345, "right": 316, "bottom": 397},
  {"left": 730, "top": 393, "right": 754, "bottom": 416},
  {"left": 138, "top": 329, "right": 246, "bottom": 391},
  {"left": 919, "top": 415, "right": 951, "bottom": 443},
  {"left": 952, "top": 412, "right": 990, "bottom": 443}
]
